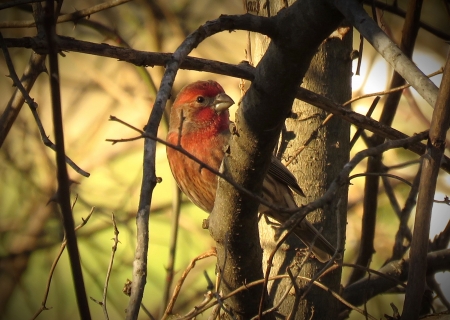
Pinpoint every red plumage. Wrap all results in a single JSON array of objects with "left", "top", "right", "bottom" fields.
[{"left": 166, "top": 80, "right": 335, "bottom": 262}]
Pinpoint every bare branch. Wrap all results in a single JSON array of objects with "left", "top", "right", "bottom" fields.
[
  {"left": 90, "top": 213, "right": 119, "bottom": 320},
  {"left": 0, "top": 32, "right": 90, "bottom": 177},
  {"left": 161, "top": 185, "right": 182, "bottom": 314},
  {"left": 186, "top": 273, "right": 377, "bottom": 320},
  {"left": 126, "top": 13, "right": 275, "bottom": 319},
  {"left": 343, "top": 68, "right": 444, "bottom": 106},
  {"left": 349, "top": 96, "right": 380, "bottom": 149},
  {"left": 349, "top": 172, "right": 413, "bottom": 187},
  {"left": 0, "top": 0, "right": 43, "bottom": 10},
  {"left": 362, "top": 0, "right": 450, "bottom": 41},
  {"left": 4, "top": 35, "right": 450, "bottom": 172},
  {"left": 107, "top": 116, "right": 285, "bottom": 216},
  {"left": 347, "top": 0, "right": 425, "bottom": 284},
  {"left": 32, "top": 208, "right": 94, "bottom": 320},
  {"left": 342, "top": 249, "right": 450, "bottom": 312},
  {"left": 161, "top": 248, "right": 217, "bottom": 319},
  {"left": 401, "top": 49, "right": 450, "bottom": 320},
  {"left": 42, "top": 2, "right": 91, "bottom": 318},
  {"left": 334, "top": 0, "right": 439, "bottom": 108},
  {"left": 0, "top": 0, "right": 134, "bottom": 28},
  {"left": 389, "top": 165, "right": 421, "bottom": 262},
  {"left": 278, "top": 131, "right": 428, "bottom": 236}
]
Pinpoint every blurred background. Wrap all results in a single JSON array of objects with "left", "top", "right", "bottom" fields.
[{"left": 0, "top": 0, "right": 449, "bottom": 319}]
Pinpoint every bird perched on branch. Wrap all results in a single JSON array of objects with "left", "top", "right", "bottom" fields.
[{"left": 166, "top": 80, "right": 335, "bottom": 262}]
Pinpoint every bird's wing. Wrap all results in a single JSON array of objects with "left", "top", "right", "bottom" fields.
[{"left": 268, "top": 156, "right": 305, "bottom": 197}]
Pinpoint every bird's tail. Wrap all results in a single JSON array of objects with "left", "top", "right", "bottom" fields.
[
  {"left": 294, "top": 219, "right": 337, "bottom": 263},
  {"left": 261, "top": 174, "right": 337, "bottom": 263}
]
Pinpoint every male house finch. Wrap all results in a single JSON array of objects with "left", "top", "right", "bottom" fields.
[{"left": 166, "top": 80, "right": 335, "bottom": 262}]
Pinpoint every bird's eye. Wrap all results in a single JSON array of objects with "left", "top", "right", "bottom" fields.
[{"left": 196, "top": 96, "right": 205, "bottom": 103}]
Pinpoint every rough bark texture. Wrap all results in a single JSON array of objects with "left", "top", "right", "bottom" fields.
[
  {"left": 246, "top": 0, "right": 351, "bottom": 319},
  {"left": 289, "top": 30, "right": 351, "bottom": 320},
  {"left": 208, "top": 0, "right": 345, "bottom": 318}
]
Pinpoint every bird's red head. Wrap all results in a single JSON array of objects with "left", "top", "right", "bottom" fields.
[
  {"left": 174, "top": 80, "right": 226, "bottom": 105},
  {"left": 169, "top": 80, "right": 234, "bottom": 138}
]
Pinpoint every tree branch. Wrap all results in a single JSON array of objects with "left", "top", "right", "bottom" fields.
[
  {"left": 125, "top": 12, "right": 276, "bottom": 320},
  {"left": 333, "top": 0, "right": 439, "bottom": 108},
  {"left": 5, "top": 36, "right": 450, "bottom": 173},
  {"left": 346, "top": 0, "right": 425, "bottom": 284},
  {"left": 278, "top": 131, "right": 428, "bottom": 236},
  {"left": 0, "top": 0, "right": 134, "bottom": 28},
  {"left": 401, "top": 49, "right": 450, "bottom": 320},
  {"left": 208, "top": 1, "right": 344, "bottom": 318},
  {"left": 0, "top": 33, "right": 89, "bottom": 177},
  {"left": 43, "top": 1, "right": 91, "bottom": 318},
  {"left": 342, "top": 249, "right": 450, "bottom": 312},
  {"left": 362, "top": 0, "right": 450, "bottom": 41}
]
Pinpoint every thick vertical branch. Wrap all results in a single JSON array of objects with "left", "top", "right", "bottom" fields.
[
  {"left": 252, "top": 2, "right": 351, "bottom": 318},
  {"left": 209, "top": 1, "right": 344, "bottom": 318},
  {"left": 290, "top": 27, "right": 352, "bottom": 319},
  {"left": 43, "top": 1, "right": 91, "bottom": 319},
  {"left": 401, "top": 53, "right": 450, "bottom": 320}
]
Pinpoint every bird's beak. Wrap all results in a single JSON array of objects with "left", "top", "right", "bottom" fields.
[{"left": 213, "top": 93, "right": 234, "bottom": 113}]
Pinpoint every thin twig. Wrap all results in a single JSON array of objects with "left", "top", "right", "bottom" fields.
[
  {"left": 362, "top": 0, "right": 450, "bottom": 41},
  {"left": 161, "top": 111, "right": 185, "bottom": 314},
  {"left": 349, "top": 96, "right": 380, "bottom": 149},
  {"left": 107, "top": 116, "right": 428, "bottom": 225},
  {"left": 258, "top": 223, "right": 298, "bottom": 319},
  {"left": 90, "top": 213, "right": 119, "bottom": 320},
  {"left": 161, "top": 184, "right": 182, "bottom": 313},
  {"left": 343, "top": 68, "right": 443, "bottom": 106},
  {"left": 427, "top": 275, "right": 450, "bottom": 310},
  {"left": 355, "top": 34, "right": 364, "bottom": 76},
  {"left": 185, "top": 273, "right": 377, "bottom": 320},
  {"left": 286, "top": 267, "right": 301, "bottom": 320},
  {"left": 161, "top": 248, "right": 217, "bottom": 319},
  {"left": 107, "top": 116, "right": 296, "bottom": 217},
  {"left": 385, "top": 159, "right": 421, "bottom": 171},
  {"left": 298, "top": 200, "right": 343, "bottom": 302},
  {"left": 0, "top": 3, "right": 47, "bottom": 148},
  {"left": 0, "top": 0, "right": 43, "bottom": 10},
  {"left": 349, "top": 172, "right": 413, "bottom": 187},
  {"left": 337, "top": 0, "right": 439, "bottom": 107},
  {"left": 31, "top": 208, "right": 94, "bottom": 320},
  {"left": 389, "top": 165, "right": 421, "bottom": 262},
  {"left": 381, "top": 174, "right": 403, "bottom": 218},
  {"left": 278, "top": 131, "right": 428, "bottom": 235},
  {"left": 342, "top": 262, "right": 406, "bottom": 288},
  {"left": 341, "top": 249, "right": 450, "bottom": 313},
  {"left": 0, "top": 0, "right": 134, "bottom": 28},
  {"left": 180, "top": 291, "right": 214, "bottom": 320},
  {"left": 0, "top": 32, "right": 90, "bottom": 177}
]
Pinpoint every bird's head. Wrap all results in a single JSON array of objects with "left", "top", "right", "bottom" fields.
[{"left": 169, "top": 80, "right": 235, "bottom": 136}]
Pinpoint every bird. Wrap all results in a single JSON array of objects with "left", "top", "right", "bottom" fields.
[{"left": 166, "top": 80, "right": 335, "bottom": 262}]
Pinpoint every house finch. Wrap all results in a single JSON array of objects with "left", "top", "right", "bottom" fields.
[{"left": 166, "top": 80, "right": 335, "bottom": 262}]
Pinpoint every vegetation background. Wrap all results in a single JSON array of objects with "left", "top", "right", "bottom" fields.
[{"left": 0, "top": 0, "right": 449, "bottom": 319}]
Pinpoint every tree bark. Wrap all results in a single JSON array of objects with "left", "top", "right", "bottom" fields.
[{"left": 248, "top": 1, "right": 351, "bottom": 318}]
